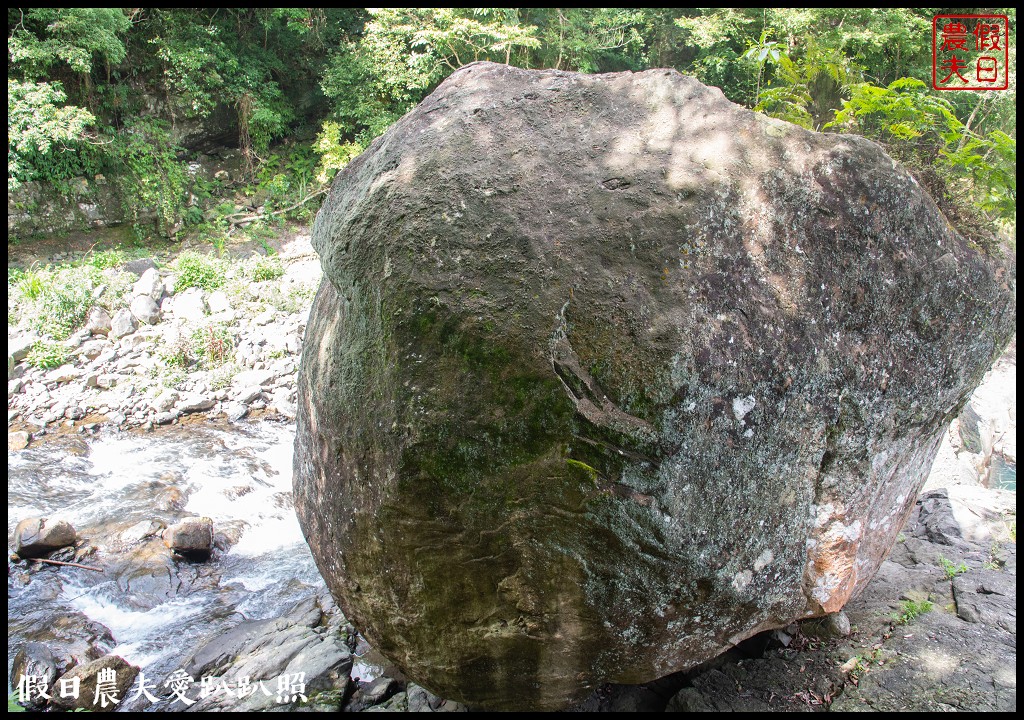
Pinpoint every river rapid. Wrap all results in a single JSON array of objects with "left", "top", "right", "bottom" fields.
[{"left": 7, "top": 419, "right": 384, "bottom": 709}]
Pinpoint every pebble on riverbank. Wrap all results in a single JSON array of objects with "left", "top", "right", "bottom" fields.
[{"left": 14, "top": 517, "right": 78, "bottom": 558}]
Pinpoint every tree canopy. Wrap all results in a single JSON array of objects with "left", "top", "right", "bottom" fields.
[{"left": 7, "top": 8, "right": 1016, "bottom": 240}]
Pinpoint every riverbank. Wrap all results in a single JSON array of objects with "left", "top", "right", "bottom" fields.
[{"left": 8, "top": 229, "right": 320, "bottom": 449}]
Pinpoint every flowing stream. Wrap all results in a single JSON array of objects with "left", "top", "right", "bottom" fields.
[{"left": 8, "top": 420, "right": 382, "bottom": 701}]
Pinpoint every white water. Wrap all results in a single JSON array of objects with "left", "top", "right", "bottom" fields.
[{"left": 8, "top": 421, "right": 327, "bottom": 690}]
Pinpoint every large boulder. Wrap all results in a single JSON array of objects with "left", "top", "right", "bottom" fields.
[{"left": 293, "top": 63, "right": 1016, "bottom": 710}]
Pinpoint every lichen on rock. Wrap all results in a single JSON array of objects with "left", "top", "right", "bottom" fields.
[{"left": 293, "top": 62, "right": 1016, "bottom": 710}]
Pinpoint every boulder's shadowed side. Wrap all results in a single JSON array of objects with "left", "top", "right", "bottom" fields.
[{"left": 294, "top": 62, "right": 1016, "bottom": 710}]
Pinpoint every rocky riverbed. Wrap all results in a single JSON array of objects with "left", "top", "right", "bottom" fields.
[
  {"left": 8, "top": 233, "right": 321, "bottom": 446},
  {"left": 7, "top": 227, "right": 1016, "bottom": 711}
]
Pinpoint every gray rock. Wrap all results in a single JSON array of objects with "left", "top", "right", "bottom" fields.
[
  {"left": 122, "top": 257, "right": 157, "bottom": 277},
  {"left": 119, "top": 520, "right": 166, "bottom": 546},
  {"left": 105, "top": 411, "right": 126, "bottom": 426},
  {"left": 163, "top": 517, "right": 214, "bottom": 557},
  {"left": 207, "top": 290, "right": 232, "bottom": 314},
  {"left": 132, "top": 267, "right": 164, "bottom": 300},
  {"left": 11, "top": 643, "right": 58, "bottom": 708},
  {"left": 293, "top": 63, "right": 1016, "bottom": 709},
  {"left": 224, "top": 402, "right": 249, "bottom": 422},
  {"left": 235, "top": 385, "right": 266, "bottom": 404},
  {"left": 129, "top": 295, "right": 161, "bottom": 325},
  {"left": 85, "top": 307, "right": 113, "bottom": 336},
  {"left": 348, "top": 677, "right": 400, "bottom": 712},
  {"left": 51, "top": 654, "right": 139, "bottom": 712},
  {"left": 45, "top": 364, "right": 80, "bottom": 384},
  {"left": 64, "top": 405, "right": 86, "bottom": 421},
  {"left": 169, "top": 288, "right": 207, "bottom": 323},
  {"left": 79, "top": 338, "right": 112, "bottom": 359},
  {"left": 953, "top": 570, "right": 1016, "bottom": 633},
  {"left": 407, "top": 684, "right": 468, "bottom": 712},
  {"left": 9, "top": 430, "right": 30, "bottom": 451},
  {"left": 150, "top": 389, "right": 179, "bottom": 413},
  {"left": 109, "top": 309, "right": 138, "bottom": 339},
  {"left": 153, "top": 410, "right": 179, "bottom": 425},
  {"left": 177, "top": 394, "right": 216, "bottom": 414},
  {"left": 9, "top": 334, "right": 37, "bottom": 366},
  {"left": 9, "top": 377, "right": 24, "bottom": 396},
  {"left": 233, "top": 369, "right": 276, "bottom": 388},
  {"left": 15, "top": 517, "right": 78, "bottom": 558}
]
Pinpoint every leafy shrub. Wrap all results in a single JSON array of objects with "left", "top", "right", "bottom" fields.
[
  {"left": 26, "top": 341, "right": 70, "bottom": 369},
  {"left": 174, "top": 251, "right": 225, "bottom": 291},
  {"left": 191, "top": 324, "right": 235, "bottom": 368},
  {"left": 246, "top": 256, "right": 284, "bottom": 282}
]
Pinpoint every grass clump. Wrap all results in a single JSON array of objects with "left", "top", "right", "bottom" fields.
[
  {"left": 26, "top": 341, "right": 70, "bottom": 369},
  {"left": 245, "top": 255, "right": 284, "bottom": 282},
  {"left": 158, "top": 323, "right": 235, "bottom": 370},
  {"left": 191, "top": 324, "right": 235, "bottom": 368},
  {"left": 174, "top": 251, "right": 225, "bottom": 292},
  {"left": 893, "top": 598, "right": 933, "bottom": 625},
  {"left": 938, "top": 555, "right": 968, "bottom": 579}
]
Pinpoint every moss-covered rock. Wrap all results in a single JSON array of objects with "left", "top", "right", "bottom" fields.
[{"left": 293, "top": 62, "right": 1016, "bottom": 710}]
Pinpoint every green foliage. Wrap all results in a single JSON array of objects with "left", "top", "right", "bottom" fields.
[
  {"left": 893, "top": 598, "right": 933, "bottom": 625},
  {"left": 8, "top": 8, "right": 131, "bottom": 76},
  {"left": 7, "top": 79, "right": 96, "bottom": 190},
  {"left": 110, "top": 118, "right": 189, "bottom": 237},
  {"left": 246, "top": 256, "right": 284, "bottom": 283},
  {"left": 314, "top": 121, "right": 364, "bottom": 184},
  {"left": 173, "top": 251, "right": 225, "bottom": 292},
  {"left": 8, "top": 693, "right": 27, "bottom": 712},
  {"left": 5, "top": 7, "right": 1016, "bottom": 244},
  {"left": 159, "top": 323, "right": 235, "bottom": 370},
  {"left": 937, "top": 555, "right": 968, "bottom": 580},
  {"left": 27, "top": 340, "right": 70, "bottom": 369},
  {"left": 84, "top": 249, "right": 127, "bottom": 270},
  {"left": 190, "top": 324, "right": 235, "bottom": 368},
  {"left": 828, "top": 77, "right": 1017, "bottom": 228}
]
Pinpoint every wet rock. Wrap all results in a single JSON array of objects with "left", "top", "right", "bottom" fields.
[
  {"left": 14, "top": 517, "right": 78, "bottom": 558},
  {"left": 109, "top": 308, "right": 138, "bottom": 339},
  {"left": 407, "top": 684, "right": 468, "bottom": 712},
  {"left": 51, "top": 654, "right": 139, "bottom": 712},
  {"left": 224, "top": 401, "right": 249, "bottom": 422},
  {"left": 347, "top": 677, "right": 401, "bottom": 712},
  {"left": 130, "top": 294, "right": 161, "bottom": 325},
  {"left": 163, "top": 517, "right": 214, "bottom": 558},
  {"left": 119, "top": 520, "right": 166, "bottom": 546},
  {"left": 11, "top": 642, "right": 58, "bottom": 708},
  {"left": 181, "top": 594, "right": 351, "bottom": 713},
  {"left": 9, "top": 430, "right": 31, "bottom": 451},
  {"left": 294, "top": 63, "right": 1016, "bottom": 708},
  {"left": 85, "top": 307, "right": 113, "bottom": 336}
]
